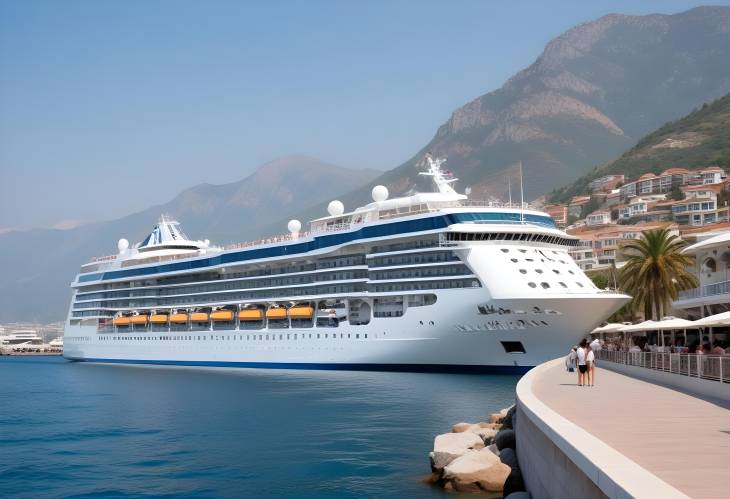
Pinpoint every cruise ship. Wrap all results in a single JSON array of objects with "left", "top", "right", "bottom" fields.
[{"left": 63, "top": 157, "right": 629, "bottom": 373}]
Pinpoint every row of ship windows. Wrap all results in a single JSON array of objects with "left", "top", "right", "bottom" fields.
[
  {"left": 75, "top": 265, "right": 470, "bottom": 303},
  {"left": 99, "top": 332, "right": 369, "bottom": 341},
  {"left": 517, "top": 268, "right": 576, "bottom": 276},
  {"left": 76, "top": 255, "right": 369, "bottom": 296},
  {"left": 526, "top": 281, "right": 583, "bottom": 290},
  {"left": 368, "top": 251, "right": 460, "bottom": 268},
  {"left": 75, "top": 251, "right": 458, "bottom": 298},
  {"left": 73, "top": 279, "right": 473, "bottom": 311},
  {"left": 447, "top": 232, "right": 578, "bottom": 247}
]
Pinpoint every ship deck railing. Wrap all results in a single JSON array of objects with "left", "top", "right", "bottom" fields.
[
  {"left": 83, "top": 199, "right": 535, "bottom": 270},
  {"left": 597, "top": 349, "right": 730, "bottom": 383}
]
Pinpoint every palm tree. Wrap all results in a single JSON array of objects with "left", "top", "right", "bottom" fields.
[{"left": 619, "top": 228, "right": 698, "bottom": 320}]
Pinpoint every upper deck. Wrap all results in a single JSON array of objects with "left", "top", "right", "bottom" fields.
[{"left": 76, "top": 157, "right": 565, "bottom": 285}]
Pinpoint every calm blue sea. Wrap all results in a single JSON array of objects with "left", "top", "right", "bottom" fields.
[{"left": 0, "top": 356, "right": 519, "bottom": 498}]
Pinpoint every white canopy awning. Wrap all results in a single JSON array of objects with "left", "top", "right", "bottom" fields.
[
  {"left": 693, "top": 311, "right": 730, "bottom": 327},
  {"left": 620, "top": 317, "right": 702, "bottom": 332},
  {"left": 620, "top": 320, "right": 660, "bottom": 333},
  {"left": 652, "top": 317, "right": 701, "bottom": 330},
  {"left": 591, "top": 323, "right": 627, "bottom": 334}
]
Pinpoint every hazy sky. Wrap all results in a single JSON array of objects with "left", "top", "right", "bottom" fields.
[{"left": 0, "top": 0, "right": 723, "bottom": 230}]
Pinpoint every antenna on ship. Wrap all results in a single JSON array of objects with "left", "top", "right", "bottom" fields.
[{"left": 519, "top": 161, "right": 525, "bottom": 224}]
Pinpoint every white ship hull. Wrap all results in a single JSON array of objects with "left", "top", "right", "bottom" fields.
[{"left": 64, "top": 288, "right": 626, "bottom": 373}]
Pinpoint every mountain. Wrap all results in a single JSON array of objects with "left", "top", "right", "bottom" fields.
[
  {"left": 0, "top": 157, "right": 380, "bottom": 323},
  {"left": 323, "top": 6, "right": 730, "bottom": 210},
  {"left": 549, "top": 91, "right": 730, "bottom": 202}
]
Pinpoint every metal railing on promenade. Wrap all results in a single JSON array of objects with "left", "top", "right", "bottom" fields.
[{"left": 597, "top": 350, "right": 729, "bottom": 384}]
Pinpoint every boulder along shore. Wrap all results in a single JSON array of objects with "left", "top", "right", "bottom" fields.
[{"left": 427, "top": 404, "right": 528, "bottom": 498}]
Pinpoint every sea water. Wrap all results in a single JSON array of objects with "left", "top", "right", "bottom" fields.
[{"left": 0, "top": 356, "right": 519, "bottom": 498}]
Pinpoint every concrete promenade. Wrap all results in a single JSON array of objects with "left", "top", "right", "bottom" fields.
[{"left": 531, "top": 361, "right": 730, "bottom": 499}]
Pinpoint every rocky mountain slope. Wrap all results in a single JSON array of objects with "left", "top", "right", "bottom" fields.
[
  {"left": 549, "top": 91, "right": 730, "bottom": 203},
  {"left": 0, "top": 157, "right": 380, "bottom": 322},
  {"left": 327, "top": 6, "right": 730, "bottom": 209}
]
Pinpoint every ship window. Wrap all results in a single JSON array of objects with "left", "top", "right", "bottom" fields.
[
  {"left": 559, "top": 282, "right": 567, "bottom": 288},
  {"left": 519, "top": 269, "right": 527, "bottom": 274},
  {"left": 528, "top": 282, "right": 537, "bottom": 288},
  {"left": 577, "top": 282, "right": 584, "bottom": 288},
  {"left": 553, "top": 270, "right": 560, "bottom": 274},
  {"left": 501, "top": 248, "right": 509, "bottom": 253},
  {"left": 511, "top": 258, "right": 518, "bottom": 263},
  {"left": 535, "top": 269, "right": 543, "bottom": 274},
  {"left": 500, "top": 341, "right": 526, "bottom": 354},
  {"left": 541, "top": 282, "right": 550, "bottom": 289}
]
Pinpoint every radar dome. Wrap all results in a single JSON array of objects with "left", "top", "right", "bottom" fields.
[
  {"left": 117, "top": 238, "right": 129, "bottom": 253},
  {"left": 371, "top": 185, "right": 389, "bottom": 202},
  {"left": 327, "top": 200, "right": 345, "bottom": 216},
  {"left": 287, "top": 219, "right": 302, "bottom": 233}
]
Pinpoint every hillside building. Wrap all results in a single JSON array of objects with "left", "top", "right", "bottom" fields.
[{"left": 589, "top": 174, "right": 625, "bottom": 193}]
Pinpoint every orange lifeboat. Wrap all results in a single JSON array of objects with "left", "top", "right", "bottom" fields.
[
  {"left": 112, "top": 316, "right": 130, "bottom": 326},
  {"left": 288, "top": 306, "right": 314, "bottom": 319},
  {"left": 238, "top": 309, "right": 263, "bottom": 321},
  {"left": 130, "top": 315, "right": 148, "bottom": 325},
  {"left": 170, "top": 313, "right": 189, "bottom": 324},
  {"left": 150, "top": 314, "right": 168, "bottom": 324},
  {"left": 211, "top": 310, "right": 234, "bottom": 322},
  {"left": 191, "top": 312, "right": 209, "bottom": 322},
  {"left": 266, "top": 307, "right": 287, "bottom": 319}
]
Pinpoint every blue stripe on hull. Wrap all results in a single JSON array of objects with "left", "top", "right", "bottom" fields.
[{"left": 65, "top": 357, "right": 532, "bottom": 375}]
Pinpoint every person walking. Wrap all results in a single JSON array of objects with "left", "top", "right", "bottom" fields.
[
  {"left": 586, "top": 345, "right": 596, "bottom": 386},
  {"left": 566, "top": 346, "right": 577, "bottom": 374},
  {"left": 576, "top": 339, "right": 588, "bottom": 386}
]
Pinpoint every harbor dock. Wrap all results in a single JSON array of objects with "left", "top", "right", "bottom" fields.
[{"left": 516, "top": 358, "right": 730, "bottom": 499}]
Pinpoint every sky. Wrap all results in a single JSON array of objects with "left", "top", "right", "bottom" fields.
[{"left": 0, "top": 0, "right": 725, "bottom": 230}]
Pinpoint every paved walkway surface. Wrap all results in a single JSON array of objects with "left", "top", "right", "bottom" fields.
[{"left": 532, "top": 363, "right": 730, "bottom": 499}]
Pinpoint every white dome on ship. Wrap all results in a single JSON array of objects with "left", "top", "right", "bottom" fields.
[
  {"left": 327, "top": 200, "right": 345, "bottom": 216},
  {"left": 371, "top": 185, "right": 389, "bottom": 202},
  {"left": 117, "top": 238, "right": 129, "bottom": 253},
  {"left": 288, "top": 219, "right": 302, "bottom": 233}
]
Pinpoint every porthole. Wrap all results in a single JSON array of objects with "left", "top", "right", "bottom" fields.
[
  {"left": 536, "top": 269, "right": 543, "bottom": 274},
  {"left": 519, "top": 249, "right": 527, "bottom": 253},
  {"left": 501, "top": 249, "right": 509, "bottom": 253},
  {"left": 568, "top": 270, "right": 575, "bottom": 275},
  {"left": 528, "top": 282, "right": 537, "bottom": 288},
  {"left": 577, "top": 282, "right": 584, "bottom": 287},
  {"left": 519, "top": 269, "right": 527, "bottom": 274},
  {"left": 553, "top": 269, "right": 560, "bottom": 274},
  {"left": 559, "top": 282, "right": 567, "bottom": 288},
  {"left": 511, "top": 258, "right": 518, "bottom": 263},
  {"left": 541, "top": 282, "right": 550, "bottom": 289}
]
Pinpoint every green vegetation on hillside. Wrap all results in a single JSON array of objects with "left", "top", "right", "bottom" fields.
[{"left": 549, "top": 92, "right": 730, "bottom": 204}]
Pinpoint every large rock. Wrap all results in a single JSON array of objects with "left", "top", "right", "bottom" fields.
[
  {"left": 477, "top": 422, "right": 502, "bottom": 430},
  {"left": 470, "top": 426, "right": 499, "bottom": 445},
  {"left": 495, "top": 428, "right": 516, "bottom": 450},
  {"left": 503, "top": 467, "right": 526, "bottom": 497},
  {"left": 431, "top": 432, "right": 485, "bottom": 471},
  {"left": 500, "top": 447, "right": 518, "bottom": 468},
  {"left": 486, "top": 443, "right": 500, "bottom": 456},
  {"left": 442, "top": 448, "right": 511, "bottom": 493},
  {"left": 489, "top": 408, "right": 508, "bottom": 424},
  {"left": 452, "top": 422, "right": 473, "bottom": 433}
]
